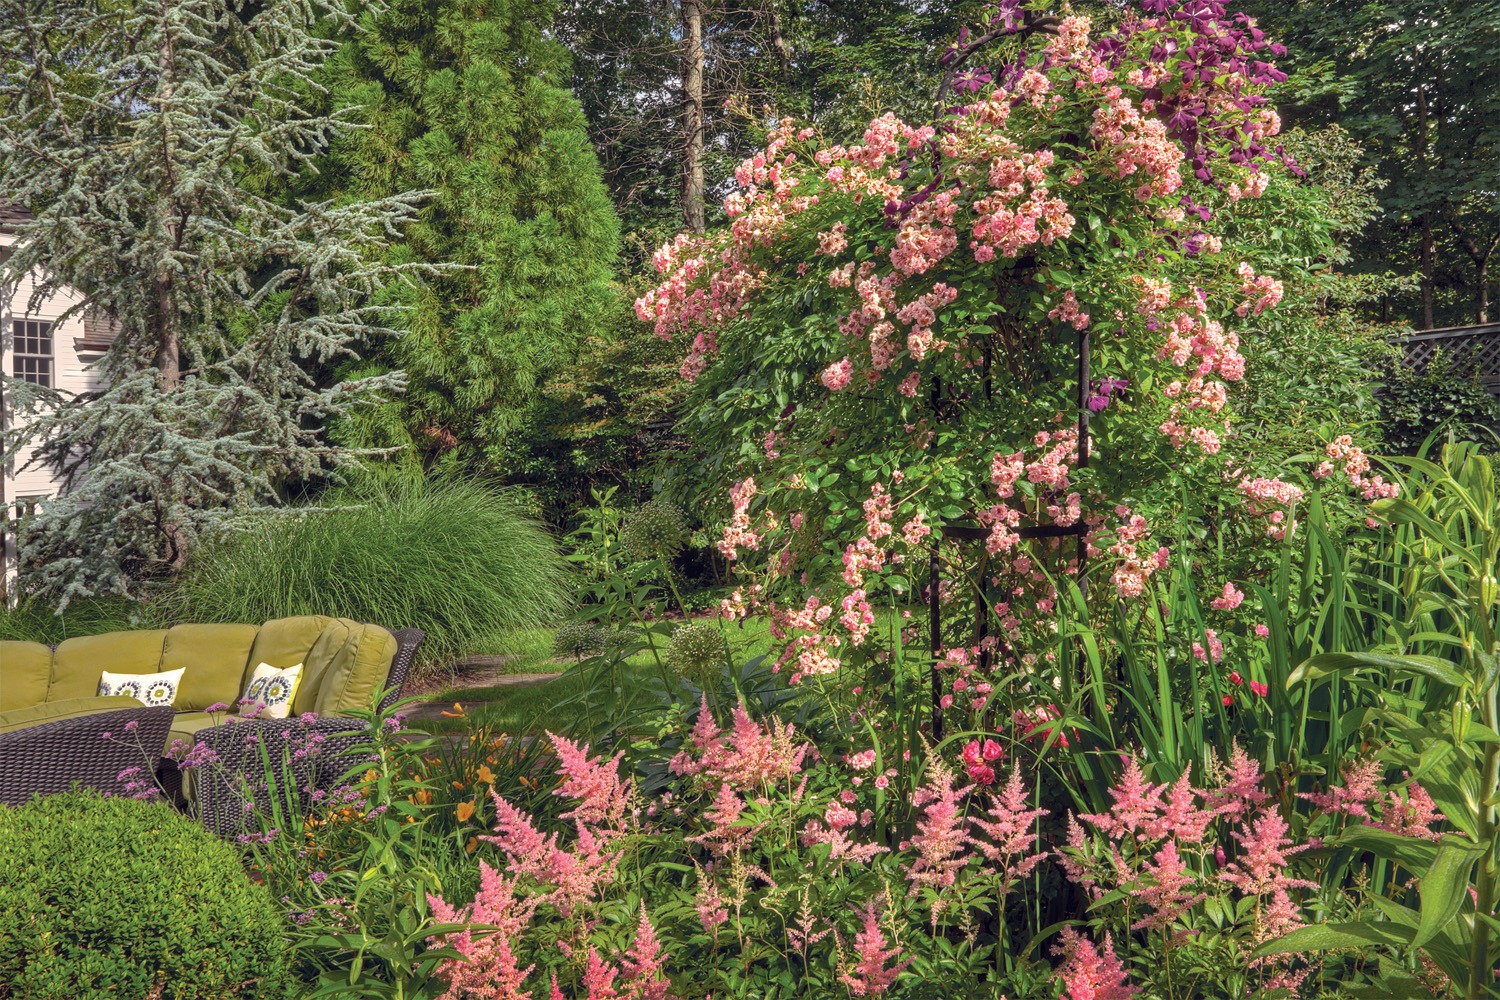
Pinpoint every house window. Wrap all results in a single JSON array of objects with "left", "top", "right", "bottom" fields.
[{"left": 13, "top": 319, "right": 53, "bottom": 387}]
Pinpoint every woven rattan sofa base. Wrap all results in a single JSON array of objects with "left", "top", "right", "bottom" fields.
[
  {"left": 179, "top": 626, "right": 424, "bottom": 837},
  {"left": 0, "top": 705, "right": 175, "bottom": 807}
]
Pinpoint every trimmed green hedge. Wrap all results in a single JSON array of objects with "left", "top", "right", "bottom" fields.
[{"left": 0, "top": 791, "right": 294, "bottom": 1000}]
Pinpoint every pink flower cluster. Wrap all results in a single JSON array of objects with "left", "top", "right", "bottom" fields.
[
  {"left": 1235, "top": 262, "right": 1284, "bottom": 317},
  {"left": 1062, "top": 746, "right": 1327, "bottom": 993},
  {"left": 1238, "top": 476, "right": 1304, "bottom": 540},
  {"left": 1315, "top": 435, "right": 1399, "bottom": 501}
]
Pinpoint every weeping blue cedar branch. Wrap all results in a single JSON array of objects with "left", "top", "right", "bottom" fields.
[{"left": 0, "top": 0, "right": 439, "bottom": 605}]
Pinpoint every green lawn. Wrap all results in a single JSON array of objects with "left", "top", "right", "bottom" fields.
[{"left": 420, "top": 615, "right": 783, "bottom": 735}]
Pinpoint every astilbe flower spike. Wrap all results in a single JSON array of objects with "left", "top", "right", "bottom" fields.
[
  {"left": 969, "top": 766, "right": 1049, "bottom": 888},
  {"left": 1079, "top": 754, "right": 1162, "bottom": 841},
  {"left": 546, "top": 732, "right": 632, "bottom": 832},
  {"left": 904, "top": 761, "right": 973, "bottom": 900},
  {"left": 838, "top": 900, "right": 912, "bottom": 997},
  {"left": 620, "top": 904, "right": 674, "bottom": 1000},
  {"left": 1051, "top": 926, "right": 1136, "bottom": 1000},
  {"left": 426, "top": 864, "right": 538, "bottom": 1000}
]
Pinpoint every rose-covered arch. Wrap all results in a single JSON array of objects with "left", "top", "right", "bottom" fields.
[{"left": 636, "top": 0, "right": 1391, "bottom": 695}]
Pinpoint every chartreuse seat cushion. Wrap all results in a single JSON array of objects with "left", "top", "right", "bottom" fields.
[
  {"left": 160, "top": 623, "right": 259, "bottom": 712},
  {"left": 165, "top": 710, "right": 231, "bottom": 754},
  {"left": 0, "top": 641, "right": 52, "bottom": 711},
  {"left": 244, "top": 615, "right": 329, "bottom": 692},
  {"left": 0, "top": 696, "right": 145, "bottom": 735},
  {"left": 48, "top": 630, "right": 168, "bottom": 702},
  {"left": 315, "top": 621, "right": 398, "bottom": 716},
  {"left": 291, "top": 618, "right": 355, "bottom": 716}
]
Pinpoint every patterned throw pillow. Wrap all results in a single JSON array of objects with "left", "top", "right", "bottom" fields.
[
  {"left": 241, "top": 663, "right": 303, "bottom": 720},
  {"left": 97, "top": 668, "right": 186, "bottom": 707}
]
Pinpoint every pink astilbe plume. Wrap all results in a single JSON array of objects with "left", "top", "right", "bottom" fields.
[
  {"left": 1298, "top": 758, "right": 1382, "bottom": 821},
  {"left": 1079, "top": 755, "right": 1162, "bottom": 841},
  {"left": 582, "top": 948, "right": 620, "bottom": 1000},
  {"left": 1057, "top": 814, "right": 1100, "bottom": 896},
  {"left": 426, "top": 863, "right": 537, "bottom": 1000},
  {"left": 1153, "top": 774, "right": 1214, "bottom": 843},
  {"left": 620, "top": 904, "right": 674, "bottom": 1000},
  {"left": 1219, "top": 811, "right": 1318, "bottom": 898},
  {"left": 904, "top": 762, "right": 973, "bottom": 900},
  {"left": 1209, "top": 741, "right": 1271, "bottom": 819},
  {"left": 484, "top": 793, "right": 563, "bottom": 884},
  {"left": 670, "top": 695, "right": 806, "bottom": 790},
  {"left": 686, "top": 783, "right": 759, "bottom": 855},
  {"left": 1051, "top": 926, "right": 1136, "bottom": 1000},
  {"left": 1129, "top": 841, "right": 1206, "bottom": 932},
  {"left": 1374, "top": 778, "right": 1445, "bottom": 841},
  {"left": 801, "top": 811, "right": 890, "bottom": 865},
  {"left": 481, "top": 792, "right": 619, "bottom": 914},
  {"left": 838, "top": 900, "right": 912, "bottom": 997},
  {"left": 970, "top": 766, "right": 1049, "bottom": 888},
  {"left": 547, "top": 732, "right": 632, "bottom": 832}
]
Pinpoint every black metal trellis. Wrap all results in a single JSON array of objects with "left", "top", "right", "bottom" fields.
[{"left": 926, "top": 327, "right": 1091, "bottom": 739}]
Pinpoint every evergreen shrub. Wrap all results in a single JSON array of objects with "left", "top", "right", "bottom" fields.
[{"left": 0, "top": 791, "right": 293, "bottom": 1000}]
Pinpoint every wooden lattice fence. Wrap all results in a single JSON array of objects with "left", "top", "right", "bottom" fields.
[{"left": 1393, "top": 323, "right": 1500, "bottom": 396}]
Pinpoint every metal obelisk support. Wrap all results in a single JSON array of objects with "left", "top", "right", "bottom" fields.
[{"left": 928, "top": 326, "right": 1091, "bottom": 740}]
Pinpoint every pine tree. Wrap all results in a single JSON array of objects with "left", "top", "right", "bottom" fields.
[
  {"left": 321, "top": 0, "right": 621, "bottom": 472},
  {"left": 0, "top": 0, "right": 428, "bottom": 605}
]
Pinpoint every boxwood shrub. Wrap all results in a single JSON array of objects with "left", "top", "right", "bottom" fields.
[{"left": 0, "top": 790, "right": 294, "bottom": 1000}]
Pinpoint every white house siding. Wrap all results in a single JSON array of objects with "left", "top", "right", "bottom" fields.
[{"left": 0, "top": 225, "right": 115, "bottom": 595}]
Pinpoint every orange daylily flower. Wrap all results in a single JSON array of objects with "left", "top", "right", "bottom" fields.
[
  {"left": 456, "top": 801, "right": 476, "bottom": 823},
  {"left": 441, "top": 702, "right": 467, "bottom": 718},
  {"left": 477, "top": 765, "right": 494, "bottom": 784}
]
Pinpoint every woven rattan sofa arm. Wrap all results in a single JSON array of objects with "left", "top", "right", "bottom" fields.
[
  {"left": 0, "top": 705, "right": 174, "bottom": 806},
  {"left": 378, "top": 626, "right": 424, "bottom": 713}
]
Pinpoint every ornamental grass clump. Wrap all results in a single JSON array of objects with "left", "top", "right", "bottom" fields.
[
  {"left": 0, "top": 790, "right": 294, "bottom": 1000},
  {"left": 169, "top": 478, "right": 571, "bottom": 674}
]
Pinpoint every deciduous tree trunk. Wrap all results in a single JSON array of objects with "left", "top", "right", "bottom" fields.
[{"left": 680, "top": 0, "right": 705, "bottom": 233}]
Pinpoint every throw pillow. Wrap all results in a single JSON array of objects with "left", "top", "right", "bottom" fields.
[
  {"left": 97, "top": 668, "right": 186, "bottom": 708},
  {"left": 241, "top": 663, "right": 303, "bottom": 720}
]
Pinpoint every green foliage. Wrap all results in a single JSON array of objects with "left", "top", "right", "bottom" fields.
[
  {"left": 1379, "top": 351, "right": 1500, "bottom": 456},
  {"left": 0, "top": 597, "right": 149, "bottom": 644},
  {"left": 1246, "top": 0, "right": 1500, "bottom": 328},
  {"left": 167, "top": 478, "right": 572, "bottom": 673},
  {"left": 501, "top": 301, "right": 689, "bottom": 525},
  {"left": 0, "top": 790, "right": 293, "bottom": 1000},
  {"left": 321, "top": 0, "right": 621, "bottom": 473},
  {"left": 0, "top": 0, "right": 427, "bottom": 605}
]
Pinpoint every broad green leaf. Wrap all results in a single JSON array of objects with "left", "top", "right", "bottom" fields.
[
  {"left": 1412, "top": 845, "right": 1479, "bottom": 950},
  {"left": 1288, "top": 652, "right": 1468, "bottom": 690},
  {"left": 1255, "top": 921, "right": 1414, "bottom": 957},
  {"left": 1336, "top": 825, "right": 1441, "bottom": 873}
]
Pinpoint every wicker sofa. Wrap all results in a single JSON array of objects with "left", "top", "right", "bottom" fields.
[{"left": 0, "top": 617, "right": 423, "bottom": 831}]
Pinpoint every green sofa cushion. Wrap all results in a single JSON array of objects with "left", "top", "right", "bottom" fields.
[
  {"left": 1, "top": 641, "right": 53, "bottom": 711},
  {"left": 244, "top": 615, "right": 331, "bottom": 695},
  {"left": 161, "top": 623, "right": 260, "bottom": 712},
  {"left": 48, "top": 631, "right": 169, "bottom": 702},
  {"left": 0, "top": 695, "right": 145, "bottom": 735},
  {"left": 165, "top": 710, "right": 230, "bottom": 752},
  {"left": 315, "top": 622, "right": 398, "bottom": 716},
  {"left": 292, "top": 619, "right": 356, "bottom": 716}
]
